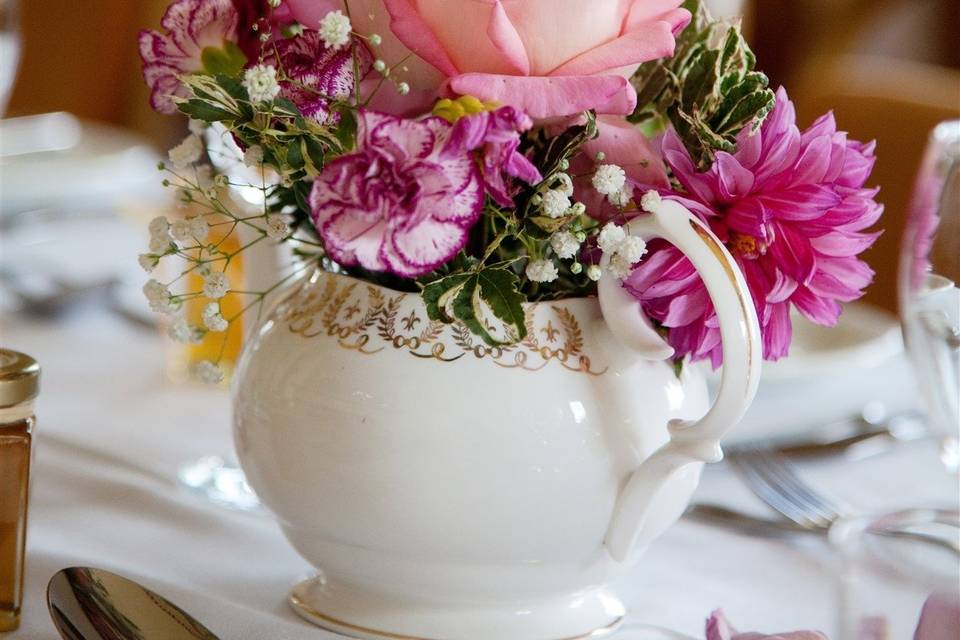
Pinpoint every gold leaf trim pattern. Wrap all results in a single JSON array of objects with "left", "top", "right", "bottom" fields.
[{"left": 277, "top": 273, "right": 607, "bottom": 375}]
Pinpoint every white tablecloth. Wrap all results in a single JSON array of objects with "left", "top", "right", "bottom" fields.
[{"left": 3, "top": 281, "right": 958, "bottom": 639}]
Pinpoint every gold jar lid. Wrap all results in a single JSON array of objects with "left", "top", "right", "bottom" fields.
[{"left": 0, "top": 349, "right": 40, "bottom": 408}]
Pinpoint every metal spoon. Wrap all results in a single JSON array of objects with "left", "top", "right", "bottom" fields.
[{"left": 47, "top": 567, "right": 220, "bottom": 640}]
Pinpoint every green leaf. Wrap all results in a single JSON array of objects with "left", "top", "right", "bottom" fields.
[
  {"left": 476, "top": 269, "right": 526, "bottom": 340},
  {"left": 630, "top": 0, "right": 775, "bottom": 169},
  {"left": 201, "top": 42, "right": 247, "bottom": 77},
  {"left": 526, "top": 215, "right": 572, "bottom": 234},
  {"left": 177, "top": 99, "right": 239, "bottom": 123},
  {"left": 421, "top": 267, "right": 526, "bottom": 346},
  {"left": 286, "top": 139, "right": 304, "bottom": 169},
  {"left": 423, "top": 273, "right": 473, "bottom": 323}
]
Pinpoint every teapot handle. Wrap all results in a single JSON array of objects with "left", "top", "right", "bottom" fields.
[{"left": 600, "top": 194, "right": 762, "bottom": 562}]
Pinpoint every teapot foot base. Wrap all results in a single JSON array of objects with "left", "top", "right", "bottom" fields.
[{"left": 289, "top": 576, "right": 624, "bottom": 640}]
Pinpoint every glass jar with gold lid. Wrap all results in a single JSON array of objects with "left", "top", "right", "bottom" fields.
[{"left": 0, "top": 348, "right": 40, "bottom": 632}]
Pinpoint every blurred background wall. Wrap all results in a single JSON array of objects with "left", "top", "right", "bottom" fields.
[{"left": 4, "top": 0, "right": 960, "bottom": 312}]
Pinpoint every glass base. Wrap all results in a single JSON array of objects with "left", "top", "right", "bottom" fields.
[
  {"left": 178, "top": 456, "right": 261, "bottom": 512},
  {"left": 0, "top": 609, "right": 20, "bottom": 632}
]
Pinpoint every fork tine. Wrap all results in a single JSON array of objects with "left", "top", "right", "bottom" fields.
[
  {"left": 748, "top": 453, "right": 840, "bottom": 527},
  {"left": 729, "top": 451, "right": 818, "bottom": 528},
  {"left": 729, "top": 450, "right": 842, "bottom": 529}
]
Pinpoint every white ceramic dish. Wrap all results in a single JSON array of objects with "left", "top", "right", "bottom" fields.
[
  {"left": 0, "top": 113, "right": 163, "bottom": 216},
  {"left": 717, "top": 302, "right": 914, "bottom": 444}
]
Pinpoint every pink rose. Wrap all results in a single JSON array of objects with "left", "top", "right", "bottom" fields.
[{"left": 286, "top": 0, "right": 690, "bottom": 119}]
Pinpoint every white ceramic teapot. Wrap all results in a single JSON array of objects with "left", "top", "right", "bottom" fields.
[{"left": 233, "top": 197, "right": 761, "bottom": 640}]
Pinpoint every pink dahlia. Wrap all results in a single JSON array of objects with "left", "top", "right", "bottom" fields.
[
  {"left": 270, "top": 30, "right": 371, "bottom": 124},
  {"left": 625, "top": 87, "right": 883, "bottom": 366},
  {"left": 139, "top": 0, "right": 239, "bottom": 114},
  {"left": 446, "top": 106, "right": 542, "bottom": 207},
  {"left": 310, "top": 110, "right": 484, "bottom": 277}
]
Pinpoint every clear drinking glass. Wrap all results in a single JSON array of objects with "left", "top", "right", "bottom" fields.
[
  {"left": 175, "top": 125, "right": 283, "bottom": 512},
  {"left": 899, "top": 120, "right": 960, "bottom": 471}
]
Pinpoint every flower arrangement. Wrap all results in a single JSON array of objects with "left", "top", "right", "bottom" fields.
[{"left": 137, "top": 0, "right": 881, "bottom": 381}]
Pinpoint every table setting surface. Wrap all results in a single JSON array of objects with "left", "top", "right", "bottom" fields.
[{"left": 3, "top": 284, "right": 957, "bottom": 639}]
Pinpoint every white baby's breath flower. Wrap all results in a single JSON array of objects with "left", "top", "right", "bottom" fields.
[
  {"left": 525, "top": 259, "right": 559, "bottom": 283},
  {"left": 597, "top": 222, "right": 627, "bottom": 254},
  {"left": 138, "top": 253, "right": 160, "bottom": 273},
  {"left": 586, "top": 264, "right": 602, "bottom": 281},
  {"left": 168, "top": 316, "right": 203, "bottom": 344},
  {"left": 267, "top": 0, "right": 282, "bottom": 7},
  {"left": 396, "top": 81, "right": 410, "bottom": 95},
  {"left": 553, "top": 172, "right": 574, "bottom": 197},
  {"left": 148, "top": 216, "right": 173, "bottom": 253},
  {"left": 369, "top": 33, "right": 382, "bottom": 46},
  {"left": 195, "top": 164, "right": 215, "bottom": 189},
  {"left": 168, "top": 134, "right": 204, "bottom": 169},
  {"left": 592, "top": 164, "right": 626, "bottom": 196},
  {"left": 243, "top": 64, "right": 281, "bottom": 103},
  {"left": 617, "top": 235, "right": 647, "bottom": 264},
  {"left": 202, "top": 271, "right": 230, "bottom": 299},
  {"left": 265, "top": 213, "right": 290, "bottom": 239},
  {"left": 170, "top": 219, "right": 192, "bottom": 245},
  {"left": 319, "top": 10, "right": 352, "bottom": 50},
  {"left": 607, "top": 187, "right": 632, "bottom": 207},
  {"left": 567, "top": 202, "right": 586, "bottom": 217},
  {"left": 188, "top": 119, "right": 207, "bottom": 136},
  {"left": 243, "top": 145, "right": 264, "bottom": 168},
  {"left": 188, "top": 216, "right": 210, "bottom": 243},
  {"left": 606, "top": 254, "right": 635, "bottom": 280},
  {"left": 550, "top": 231, "right": 581, "bottom": 260},
  {"left": 373, "top": 59, "right": 387, "bottom": 73},
  {"left": 194, "top": 360, "right": 224, "bottom": 385},
  {"left": 202, "top": 302, "right": 229, "bottom": 332},
  {"left": 540, "top": 189, "right": 571, "bottom": 219},
  {"left": 641, "top": 189, "right": 663, "bottom": 212},
  {"left": 143, "top": 279, "right": 178, "bottom": 314}
]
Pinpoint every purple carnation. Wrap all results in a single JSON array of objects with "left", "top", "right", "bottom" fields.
[
  {"left": 310, "top": 110, "right": 484, "bottom": 278},
  {"left": 270, "top": 30, "right": 371, "bottom": 124},
  {"left": 445, "top": 106, "right": 542, "bottom": 207},
  {"left": 138, "top": 0, "right": 239, "bottom": 114},
  {"left": 625, "top": 87, "right": 883, "bottom": 366}
]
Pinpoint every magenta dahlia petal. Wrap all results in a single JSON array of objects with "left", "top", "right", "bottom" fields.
[
  {"left": 768, "top": 222, "right": 817, "bottom": 284},
  {"left": 809, "top": 230, "right": 882, "bottom": 257},
  {"left": 310, "top": 110, "right": 483, "bottom": 278},
  {"left": 753, "top": 185, "right": 842, "bottom": 221},
  {"left": 714, "top": 152, "right": 755, "bottom": 201},
  {"left": 624, "top": 86, "right": 881, "bottom": 366},
  {"left": 792, "top": 286, "right": 842, "bottom": 325},
  {"left": 138, "top": 0, "right": 239, "bottom": 114}
]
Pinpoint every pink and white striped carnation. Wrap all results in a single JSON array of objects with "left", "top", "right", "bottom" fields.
[
  {"left": 310, "top": 110, "right": 485, "bottom": 278},
  {"left": 138, "top": 0, "right": 239, "bottom": 114},
  {"left": 270, "top": 30, "right": 371, "bottom": 124}
]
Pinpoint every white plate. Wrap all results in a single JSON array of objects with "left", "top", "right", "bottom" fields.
[
  {"left": 714, "top": 302, "right": 916, "bottom": 444},
  {"left": 0, "top": 113, "right": 163, "bottom": 216}
]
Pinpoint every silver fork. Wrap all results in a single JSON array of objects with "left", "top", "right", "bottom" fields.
[{"left": 727, "top": 448, "right": 960, "bottom": 555}]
